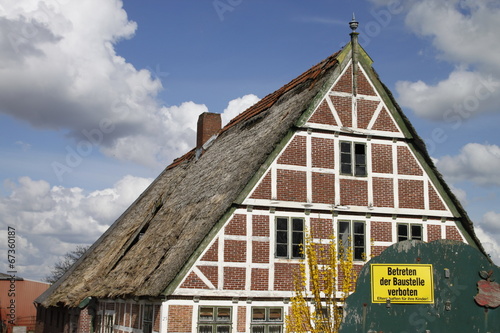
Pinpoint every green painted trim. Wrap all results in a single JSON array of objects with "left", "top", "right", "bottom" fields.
[
  {"left": 296, "top": 67, "right": 343, "bottom": 128},
  {"left": 454, "top": 218, "right": 479, "bottom": 249},
  {"left": 78, "top": 296, "right": 91, "bottom": 308},
  {"left": 357, "top": 44, "right": 373, "bottom": 66},
  {"left": 162, "top": 205, "right": 237, "bottom": 296},
  {"left": 336, "top": 42, "right": 352, "bottom": 66},
  {"left": 296, "top": 47, "right": 349, "bottom": 128},
  {"left": 356, "top": 45, "right": 413, "bottom": 139}
]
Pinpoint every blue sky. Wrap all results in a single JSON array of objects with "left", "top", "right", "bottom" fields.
[{"left": 0, "top": 0, "right": 499, "bottom": 281}]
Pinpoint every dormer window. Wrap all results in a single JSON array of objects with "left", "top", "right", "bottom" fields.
[{"left": 340, "top": 141, "right": 366, "bottom": 176}]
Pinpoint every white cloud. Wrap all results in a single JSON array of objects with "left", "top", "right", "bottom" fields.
[
  {"left": 481, "top": 211, "right": 500, "bottom": 235},
  {"left": 0, "top": 1, "right": 264, "bottom": 170},
  {"left": 475, "top": 226, "right": 500, "bottom": 266},
  {"left": 392, "top": 0, "right": 500, "bottom": 120},
  {"left": 396, "top": 69, "right": 500, "bottom": 121},
  {"left": 0, "top": 0, "right": 207, "bottom": 168},
  {"left": 0, "top": 174, "right": 152, "bottom": 281},
  {"left": 404, "top": 0, "right": 500, "bottom": 69},
  {"left": 448, "top": 185, "right": 467, "bottom": 207},
  {"left": 221, "top": 94, "right": 260, "bottom": 126},
  {"left": 436, "top": 143, "right": 500, "bottom": 186}
]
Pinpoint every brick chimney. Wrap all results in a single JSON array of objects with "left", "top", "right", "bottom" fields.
[{"left": 197, "top": 112, "right": 221, "bottom": 149}]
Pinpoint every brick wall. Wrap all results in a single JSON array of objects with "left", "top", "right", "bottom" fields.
[
  {"left": 338, "top": 264, "right": 363, "bottom": 292},
  {"left": 224, "top": 267, "right": 246, "bottom": 290},
  {"left": 237, "top": 306, "right": 247, "bottom": 332},
  {"left": 225, "top": 214, "right": 246, "bottom": 235},
  {"left": 372, "top": 144, "right": 393, "bottom": 174},
  {"left": 252, "top": 240, "right": 269, "bottom": 263},
  {"left": 312, "top": 243, "right": 331, "bottom": 265},
  {"left": 131, "top": 304, "right": 139, "bottom": 329},
  {"left": 428, "top": 183, "right": 446, "bottom": 211},
  {"left": 250, "top": 171, "right": 272, "bottom": 200},
  {"left": 311, "top": 218, "right": 333, "bottom": 239},
  {"left": 372, "top": 177, "right": 394, "bottom": 207},
  {"left": 312, "top": 172, "right": 335, "bottom": 204},
  {"left": 446, "top": 226, "right": 463, "bottom": 241},
  {"left": 252, "top": 215, "right": 269, "bottom": 237},
  {"left": 167, "top": 305, "right": 192, "bottom": 333},
  {"left": 371, "top": 245, "right": 387, "bottom": 258},
  {"left": 77, "top": 308, "right": 91, "bottom": 333},
  {"left": 119, "top": 303, "right": 125, "bottom": 326},
  {"left": 340, "top": 179, "right": 368, "bottom": 206},
  {"left": 357, "top": 70, "right": 376, "bottom": 96},
  {"left": 331, "top": 95, "right": 352, "bottom": 127},
  {"left": 397, "top": 146, "right": 423, "bottom": 176},
  {"left": 115, "top": 303, "right": 120, "bottom": 326},
  {"left": 201, "top": 239, "right": 218, "bottom": 261},
  {"left": 428, "top": 224, "right": 442, "bottom": 242},
  {"left": 332, "top": 65, "right": 352, "bottom": 93},
  {"left": 278, "top": 135, "right": 306, "bottom": 166},
  {"left": 274, "top": 263, "right": 300, "bottom": 291},
  {"left": 124, "top": 302, "right": 130, "bottom": 327},
  {"left": 398, "top": 179, "right": 425, "bottom": 209},
  {"left": 224, "top": 240, "right": 246, "bottom": 262},
  {"left": 277, "top": 169, "right": 307, "bottom": 202},
  {"left": 181, "top": 271, "right": 209, "bottom": 289},
  {"left": 357, "top": 99, "right": 379, "bottom": 129},
  {"left": 371, "top": 221, "right": 392, "bottom": 242},
  {"left": 311, "top": 137, "right": 335, "bottom": 169},
  {"left": 251, "top": 268, "right": 270, "bottom": 291},
  {"left": 309, "top": 99, "right": 337, "bottom": 125},
  {"left": 198, "top": 265, "right": 218, "bottom": 288},
  {"left": 372, "top": 107, "right": 398, "bottom": 132},
  {"left": 197, "top": 112, "right": 221, "bottom": 148}
]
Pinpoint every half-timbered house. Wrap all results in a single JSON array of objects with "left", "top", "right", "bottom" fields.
[{"left": 35, "top": 23, "right": 486, "bottom": 333}]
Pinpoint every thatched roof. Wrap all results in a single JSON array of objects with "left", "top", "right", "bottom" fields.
[
  {"left": 36, "top": 48, "right": 342, "bottom": 307},
  {"left": 36, "top": 40, "right": 486, "bottom": 308}
]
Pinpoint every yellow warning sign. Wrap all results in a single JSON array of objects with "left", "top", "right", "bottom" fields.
[{"left": 371, "top": 264, "right": 434, "bottom": 304}]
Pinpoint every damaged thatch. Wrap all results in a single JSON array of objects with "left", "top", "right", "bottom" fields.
[{"left": 36, "top": 49, "right": 342, "bottom": 308}]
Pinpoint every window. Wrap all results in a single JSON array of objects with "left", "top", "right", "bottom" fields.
[
  {"left": 198, "top": 307, "right": 231, "bottom": 333},
  {"left": 143, "top": 305, "right": 153, "bottom": 333},
  {"left": 340, "top": 141, "right": 366, "bottom": 176},
  {"left": 397, "top": 224, "right": 422, "bottom": 242},
  {"left": 338, "top": 220, "right": 365, "bottom": 260},
  {"left": 315, "top": 306, "right": 330, "bottom": 328},
  {"left": 275, "top": 217, "right": 304, "bottom": 259},
  {"left": 103, "top": 312, "right": 114, "bottom": 333},
  {"left": 251, "top": 307, "right": 283, "bottom": 333}
]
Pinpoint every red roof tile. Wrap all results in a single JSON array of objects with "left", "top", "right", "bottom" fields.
[{"left": 166, "top": 51, "right": 341, "bottom": 170}]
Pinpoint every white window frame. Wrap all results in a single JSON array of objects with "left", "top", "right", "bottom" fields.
[
  {"left": 275, "top": 217, "right": 304, "bottom": 259},
  {"left": 340, "top": 141, "right": 367, "bottom": 177},
  {"left": 338, "top": 220, "right": 366, "bottom": 261},
  {"left": 397, "top": 223, "right": 423, "bottom": 242},
  {"left": 250, "top": 307, "right": 284, "bottom": 333},
  {"left": 197, "top": 306, "right": 232, "bottom": 333}
]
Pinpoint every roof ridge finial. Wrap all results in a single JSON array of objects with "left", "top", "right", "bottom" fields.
[
  {"left": 349, "top": 12, "right": 359, "bottom": 32},
  {"left": 349, "top": 13, "right": 359, "bottom": 97}
]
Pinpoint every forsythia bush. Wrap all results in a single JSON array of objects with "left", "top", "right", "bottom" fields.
[{"left": 286, "top": 232, "right": 359, "bottom": 333}]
